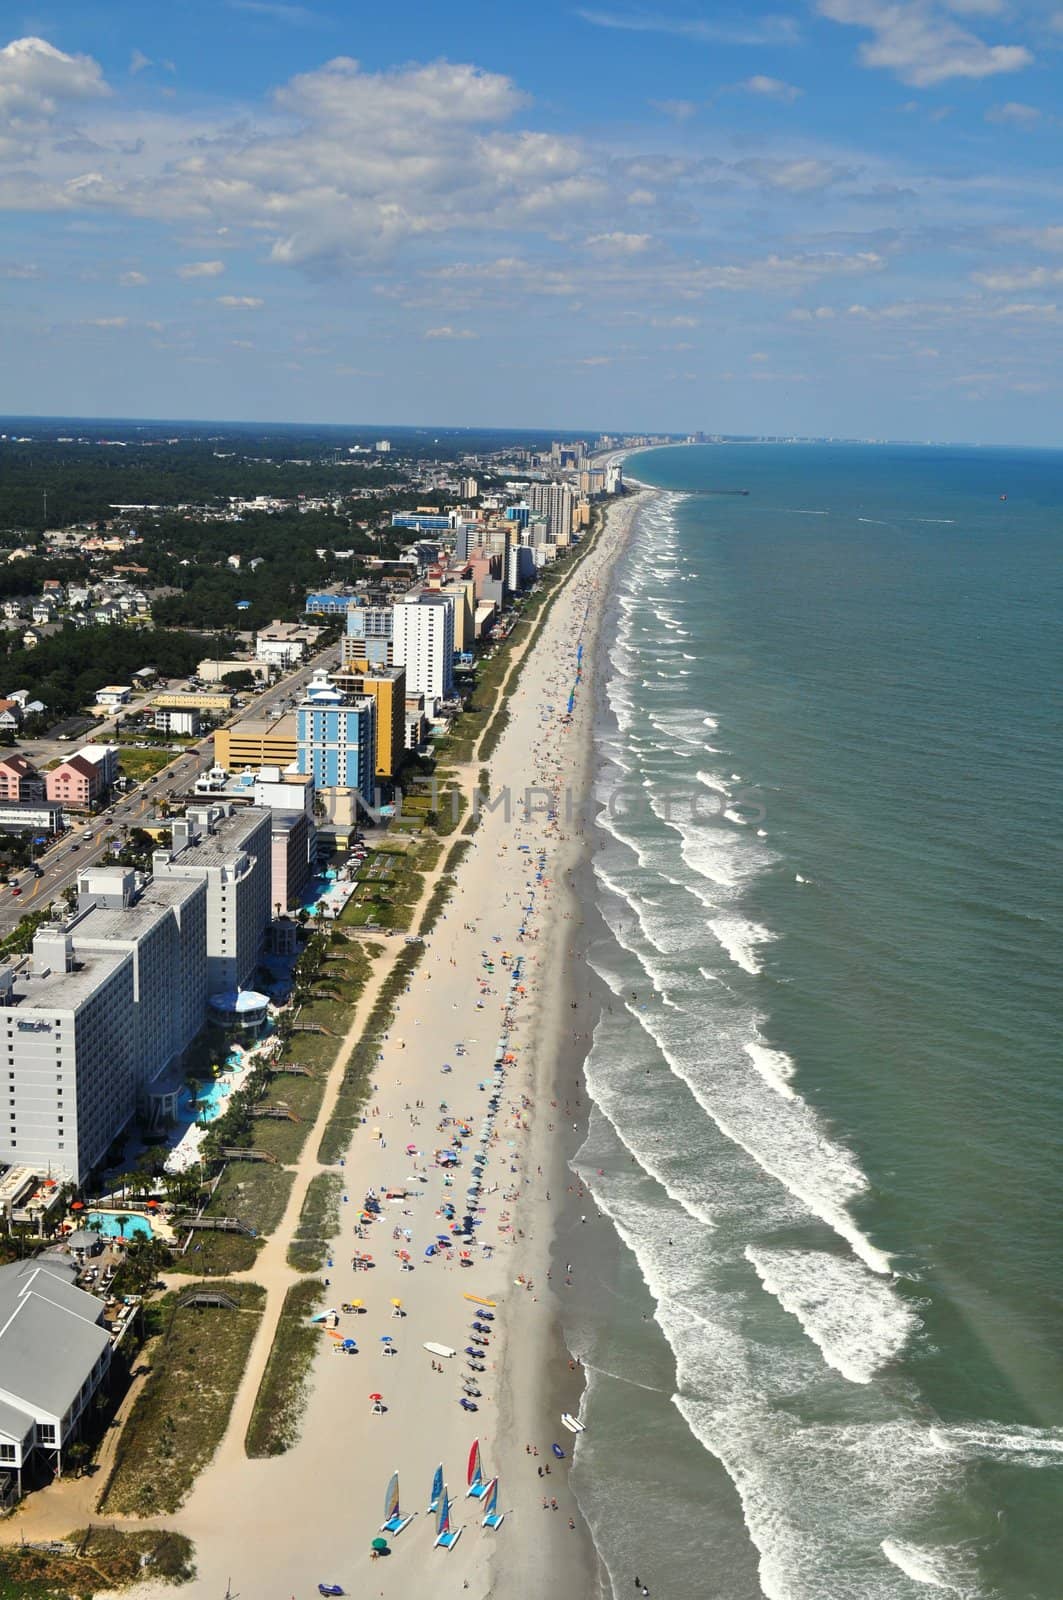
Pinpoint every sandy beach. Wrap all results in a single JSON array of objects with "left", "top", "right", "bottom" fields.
[{"left": 117, "top": 491, "right": 645, "bottom": 1600}]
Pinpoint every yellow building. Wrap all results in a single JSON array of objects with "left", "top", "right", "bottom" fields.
[
  {"left": 214, "top": 714, "right": 297, "bottom": 771},
  {"left": 155, "top": 689, "right": 233, "bottom": 713},
  {"left": 328, "top": 665, "right": 405, "bottom": 778}
]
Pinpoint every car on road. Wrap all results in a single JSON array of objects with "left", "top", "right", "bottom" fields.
[{"left": 10, "top": 887, "right": 20, "bottom": 896}]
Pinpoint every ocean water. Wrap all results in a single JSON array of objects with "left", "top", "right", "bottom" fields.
[{"left": 566, "top": 445, "right": 1063, "bottom": 1600}]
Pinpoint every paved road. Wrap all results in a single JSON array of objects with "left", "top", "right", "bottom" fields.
[{"left": 0, "top": 644, "right": 338, "bottom": 941}]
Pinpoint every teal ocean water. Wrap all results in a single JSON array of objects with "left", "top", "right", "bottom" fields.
[{"left": 566, "top": 445, "right": 1063, "bottom": 1600}]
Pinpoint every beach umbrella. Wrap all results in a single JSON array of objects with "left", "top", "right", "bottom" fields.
[
  {"left": 71, "top": 1200, "right": 84, "bottom": 1211},
  {"left": 369, "top": 1392, "right": 383, "bottom": 1402},
  {"left": 380, "top": 1335, "right": 393, "bottom": 1343},
  {"left": 343, "top": 1339, "right": 357, "bottom": 1350},
  {"left": 353, "top": 1299, "right": 363, "bottom": 1309},
  {"left": 391, "top": 1298, "right": 402, "bottom": 1308},
  {"left": 371, "top": 1538, "right": 389, "bottom": 1552}
]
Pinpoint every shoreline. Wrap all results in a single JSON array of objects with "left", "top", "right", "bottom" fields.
[{"left": 91, "top": 488, "right": 649, "bottom": 1600}]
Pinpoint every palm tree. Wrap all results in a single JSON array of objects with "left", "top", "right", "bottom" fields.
[{"left": 114, "top": 1214, "right": 130, "bottom": 1240}]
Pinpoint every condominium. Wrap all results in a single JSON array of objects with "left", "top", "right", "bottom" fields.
[
  {"left": 344, "top": 603, "right": 394, "bottom": 668},
  {"left": 528, "top": 481, "right": 575, "bottom": 546},
  {"left": 153, "top": 804, "right": 272, "bottom": 994},
  {"left": 295, "top": 676, "right": 376, "bottom": 800},
  {"left": 392, "top": 594, "right": 455, "bottom": 706},
  {"left": 0, "top": 932, "right": 136, "bottom": 1183},
  {"left": 327, "top": 665, "right": 405, "bottom": 778}
]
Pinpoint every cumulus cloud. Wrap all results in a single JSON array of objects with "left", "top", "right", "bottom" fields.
[
  {"left": 423, "top": 325, "right": 477, "bottom": 339},
  {"left": 119, "top": 269, "right": 148, "bottom": 284},
  {"left": 129, "top": 49, "right": 151, "bottom": 76},
  {"left": 816, "top": 0, "right": 1033, "bottom": 85},
  {"left": 0, "top": 35, "right": 109, "bottom": 122},
  {"left": 177, "top": 260, "right": 226, "bottom": 278},
  {"left": 740, "top": 74, "right": 803, "bottom": 101},
  {"left": 216, "top": 294, "right": 264, "bottom": 308}
]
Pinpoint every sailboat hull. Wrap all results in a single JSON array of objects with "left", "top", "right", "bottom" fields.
[
  {"left": 380, "top": 1514, "right": 413, "bottom": 1536},
  {"left": 483, "top": 1511, "right": 506, "bottom": 1530},
  {"left": 466, "top": 1481, "right": 490, "bottom": 1500},
  {"left": 435, "top": 1528, "right": 463, "bottom": 1550}
]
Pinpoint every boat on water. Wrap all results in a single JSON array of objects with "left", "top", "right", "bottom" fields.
[{"left": 561, "top": 1412, "right": 585, "bottom": 1434}]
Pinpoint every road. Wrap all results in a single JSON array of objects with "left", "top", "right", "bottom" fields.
[{"left": 0, "top": 643, "right": 339, "bottom": 941}]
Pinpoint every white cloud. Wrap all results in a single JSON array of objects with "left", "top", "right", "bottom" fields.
[
  {"left": 85, "top": 315, "right": 127, "bottom": 327},
  {"left": 585, "top": 231, "right": 651, "bottom": 253},
  {"left": 816, "top": 0, "right": 1033, "bottom": 86},
  {"left": 423, "top": 325, "right": 477, "bottom": 339},
  {"left": 119, "top": 269, "right": 148, "bottom": 284},
  {"left": 1, "top": 260, "right": 40, "bottom": 279},
  {"left": 650, "top": 98, "right": 698, "bottom": 119},
  {"left": 736, "top": 157, "right": 853, "bottom": 191},
  {"left": 228, "top": 0, "right": 320, "bottom": 20},
  {"left": 971, "top": 265, "right": 1063, "bottom": 290},
  {"left": 576, "top": 9, "right": 800, "bottom": 46},
  {"left": 177, "top": 259, "right": 225, "bottom": 278},
  {"left": 984, "top": 100, "right": 1041, "bottom": 126},
  {"left": 740, "top": 75, "right": 803, "bottom": 102},
  {"left": 1007, "top": 225, "right": 1063, "bottom": 252},
  {"left": 216, "top": 294, "right": 264, "bottom": 308},
  {"left": 0, "top": 36, "right": 109, "bottom": 122},
  {"left": 129, "top": 49, "right": 151, "bottom": 76}
]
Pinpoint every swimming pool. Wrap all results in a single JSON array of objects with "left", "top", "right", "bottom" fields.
[{"left": 86, "top": 1210, "right": 153, "bottom": 1239}]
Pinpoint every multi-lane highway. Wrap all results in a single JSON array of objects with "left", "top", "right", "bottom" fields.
[{"left": 0, "top": 643, "right": 339, "bottom": 941}]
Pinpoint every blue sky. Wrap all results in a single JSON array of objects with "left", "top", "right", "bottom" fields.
[{"left": 1, "top": 0, "right": 1062, "bottom": 441}]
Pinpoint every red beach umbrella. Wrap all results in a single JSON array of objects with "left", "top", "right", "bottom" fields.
[{"left": 369, "top": 1392, "right": 383, "bottom": 1402}]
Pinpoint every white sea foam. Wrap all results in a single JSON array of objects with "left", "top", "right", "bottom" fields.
[
  {"left": 880, "top": 1539, "right": 967, "bottom": 1591},
  {"left": 696, "top": 769, "right": 731, "bottom": 796},
  {"left": 744, "top": 1041, "right": 797, "bottom": 1099},
  {"left": 745, "top": 1246, "right": 920, "bottom": 1384},
  {"left": 709, "top": 916, "right": 775, "bottom": 974}
]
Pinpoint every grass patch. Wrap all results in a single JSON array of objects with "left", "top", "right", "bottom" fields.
[
  {"left": 245, "top": 1277, "right": 324, "bottom": 1458},
  {"left": 0, "top": 1529, "right": 195, "bottom": 1598},
  {"left": 169, "top": 1229, "right": 261, "bottom": 1276},
  {"left": 100, "top": 1282, "right": 265, "bottom": 1516},
  {"left": 117, "top": 747, "right": 174, "bottom": 782},
  {"left": 287, "top": 1173, "right": 343, "bottom": 1272}
]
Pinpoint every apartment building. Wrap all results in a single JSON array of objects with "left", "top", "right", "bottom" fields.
[
  {"left": 392, "top": 594, "right": 455, "bottom": 706},
  {"left": 295, "top": 677, "right": 376, "bottom": 799},
  {"left": 327, "top": 664, "right": 405, "bottom": 778},
  {"left": 152, "top": 804, "right": 271, "bottom": 994}
]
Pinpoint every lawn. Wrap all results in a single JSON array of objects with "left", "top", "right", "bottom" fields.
[
  {"left": 0, "top": 1529, "right": 195, "bottom": 1599},
  {"left": 287, "top": 1173, "right": 343, "bottom": 1272},
  {"left": 244, "top": 1277, "right": 324, "bottom": 1458},
  {"left": 99, "top": 1282, "right": 265, "bottom": 1516},
  {"left": 117, "top": 747, "right": 174, "bottom": 782}
]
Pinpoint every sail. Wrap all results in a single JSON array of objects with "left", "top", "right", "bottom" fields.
[
  {"left": 484, "top": 1476, "right": 498, "bottom": 1517},
  {"left": 437, "top": 1486, "right": 450, "bottom": 1536},
  {"left": 467, "top": 1438, "right": 481, "bottom": 1487},
  {"left": 430, "top": 1464, "right": 443, "bottom": 1505},
  {"left": 384, "top": 1470, "right": 400, "bottom": 1523}
]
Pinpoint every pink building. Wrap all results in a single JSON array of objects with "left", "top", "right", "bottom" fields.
[
  {"left": 45, "top": 755, "right": 102, "bottom": 810},
  {"left": 0, "top": 753, "right": 39, "bottom": 803}
]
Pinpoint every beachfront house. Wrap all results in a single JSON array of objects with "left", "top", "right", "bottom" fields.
[{"left": 0, "top": 1258, "right": 111, "bottom": 1501}]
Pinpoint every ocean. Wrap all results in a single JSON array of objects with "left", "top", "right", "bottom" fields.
[{"left": 563, "top": 444, "right": 1063, "bottom": 1600}]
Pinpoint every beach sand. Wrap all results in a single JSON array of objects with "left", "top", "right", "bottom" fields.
[{"left": 130, "top": 492, "right": 644, "bottom": 1600}]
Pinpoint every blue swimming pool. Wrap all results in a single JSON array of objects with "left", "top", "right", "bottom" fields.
[{"left": 86, "top": 1210, "right": 153, "bottom": 1239}]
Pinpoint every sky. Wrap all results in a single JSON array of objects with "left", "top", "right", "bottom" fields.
[{"left": 1, "top": 1, "right": 1062, "bottom": 442}]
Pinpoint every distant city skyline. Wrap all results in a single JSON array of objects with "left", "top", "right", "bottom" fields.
[{"left": 1, "top": 1, "right": 1062, "bottom": 444}]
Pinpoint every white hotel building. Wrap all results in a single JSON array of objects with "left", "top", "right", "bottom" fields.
[{"left": 392, "top": 593, "right": 455, "bottom": 710}]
